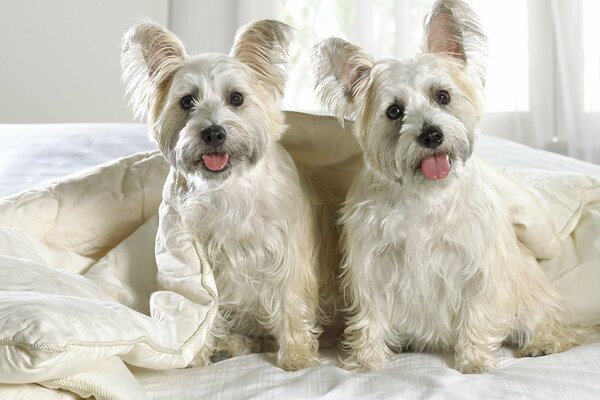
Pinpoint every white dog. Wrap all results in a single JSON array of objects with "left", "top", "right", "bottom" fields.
[
  {"left": 121, "top": 19, "right": 336, "bottom": 371},
  {"left": 313, "top": 0, "right": 583, "bottom": 373}
]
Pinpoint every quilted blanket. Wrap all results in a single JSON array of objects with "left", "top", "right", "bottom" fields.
[{"left": 0, "top": 112, "right": 599, "bottom": 399}]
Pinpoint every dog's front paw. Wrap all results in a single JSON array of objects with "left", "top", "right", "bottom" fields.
[
  {"left": 210, "top": 349, "right": 232, "bottom": 363},
  {"left": 519, "top": 324, "right": 585, "bottom": 357},
  {"left": 454, "top": 349, "right": 497, "bottom": 374},
  {"left": 455, "top": 360, "right": 492, "bottom": 374},
  {"left": 342, "top": 346, "right": 389, "bottom": 372},
  {"left": 277, "top": 345, "right": 320, "bottom": 371},
  {"left": 216, "top": 333, "right": 263, "bottom": 358},
  {"left": 188, "top": 347, "right": 214, "bottom": 368}
]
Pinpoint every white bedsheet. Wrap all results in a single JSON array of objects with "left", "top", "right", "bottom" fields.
[{"left": 131, "top": 343, "right": 600, "bottom": 399}]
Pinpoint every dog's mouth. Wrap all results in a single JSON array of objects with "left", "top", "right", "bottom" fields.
[
  {"left": 201, "top": 152, "right": 229, "bottom": 172},
  {"left": 420, "top": 152, "right": 452, "bottom": 180}
]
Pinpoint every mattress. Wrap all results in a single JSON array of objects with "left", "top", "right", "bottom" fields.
[
  {"left": 1, "top": 122, "right": 598, "bottom": 200},
  {"left": 0, "top": 118, "right": 599, "bottom": 399},
  {"left": 0, "top": 123, "right": 156, "bottom": 198}
]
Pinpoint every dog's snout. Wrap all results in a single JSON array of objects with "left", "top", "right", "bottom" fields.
[
  {"left": 418, "top": 126, "right": 444, "bottom": 149},
  {"left": 201, "top": 125, "right": 227, "bottom": 147}
]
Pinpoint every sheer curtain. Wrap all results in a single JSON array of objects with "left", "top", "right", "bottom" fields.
[
  {"left": 170, "top": 0, "right": 600, "bottom": 164},
  {"left": 275, "top": 0, "right": 600, "bottom": 164}
]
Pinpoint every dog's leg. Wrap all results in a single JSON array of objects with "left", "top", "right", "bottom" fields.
[
  {"left": 341, "top": 277, "right": 393, "bottom": 372},
  {"left": 276, "top": 327, "right": 320, "bottom": 371},
  {"left": 269, "top": 283, "right": 321, "bottom": 371},
  {"left": 515, "top": 286, "right": 585, "bottom": 357},
  {"left": 519, "top": 321, "right": 585, "bottom": 357},
  {"left": 339, "top": 241, "right": 395, "bottom": 371},
  {"left": 512, "top": 245, "right": 586, "bottom": 357},
  {"left": 454, "top": 294, "right": 504, "bottom": 374},
  {"left": 212, "top": 333, "right": 264, "bottom": 362},
  {"left": 273, "top": 312, "right": 321, "bottom": 370},
  {"left": 342, "top": 311, "right": 392, "bottom": 371}
]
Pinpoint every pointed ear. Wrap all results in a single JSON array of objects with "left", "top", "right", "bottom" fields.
[
  {"left": 312, "top": 38, "right": 374, "bottom": 120},
  {"left": 230, "top": 19, "right": 294, "bottom": 98},
  {"left": 121, "top": 19, "right": 186, "bottom": 121},
  {"left": 423, "top": 0, "right": 487, "bottom": 85}
]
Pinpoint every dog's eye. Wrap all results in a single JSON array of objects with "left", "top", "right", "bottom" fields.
[
  {"left": 180, "top": 95, "right": 195, "bottom": 110},
  {"left": 229, "top": 92, "right": 244, "bottom": 107},
  {"left": 386, "top": 104, "right": 404, "bottom": 120},
  {"left": 435, "top": 90, "right": 451, "bottom": 105}
]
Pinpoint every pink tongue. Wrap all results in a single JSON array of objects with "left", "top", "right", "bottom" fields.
[
  {"left": 420, "top": 153, "right": 451, "bottom": 180},
  {"left": 202, "top": 153, "right": 229, "bottom": 171}
]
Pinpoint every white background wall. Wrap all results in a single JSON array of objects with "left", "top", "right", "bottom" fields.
[
  {"left": 0, "top": 0, "right": 169, "bottom": 123},
  {"left": 0, "top": 0, "right": 276, "bottom": 123},
  {"left": 169, "top": 0, "right": 275, "bottom": 56}
]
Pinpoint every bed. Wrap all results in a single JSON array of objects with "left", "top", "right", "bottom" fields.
[{"left": 0, "top": 112, "right": 599, "bottom": 400}]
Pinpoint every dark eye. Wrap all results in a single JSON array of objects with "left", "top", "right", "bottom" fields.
[
  {"left": 229, "top": 91, "right": 244, "bottom": 107},
  {"left": 435, "top": 90, "right": 451, "bottom": 105},
  {"left": 386, "top": 104, "right": 404, "bottom": 120},
  {"left": 180, "top": 95, "right": 195, "bottom": 110}
]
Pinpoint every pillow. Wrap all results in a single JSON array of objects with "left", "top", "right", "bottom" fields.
[{"left": 0, "top": 211, "right": 216, "bottom": 384}]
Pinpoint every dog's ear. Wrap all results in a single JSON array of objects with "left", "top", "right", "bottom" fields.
[
  {"left": 312, "top": 38, "right": 374, "bottom": 120},
  {"left": 121, "top": 19, "right": 186, "bottom": 121},
  {"left": 423, "top": 0, "right": 487, "bottom": 86},
  {"left": 231, "top": 20, "right": 294, "bottom": 98}
]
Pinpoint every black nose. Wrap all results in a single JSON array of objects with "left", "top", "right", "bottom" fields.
[
  {"left": 418, "top": 126, "right": 444, "bottom": 149},
  {"left": 200, "top": 125, "right": 227, "bottom": 147}
]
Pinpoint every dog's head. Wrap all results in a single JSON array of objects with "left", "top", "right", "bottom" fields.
[
  {"left": 313, "top": 0, "right": 487, "bottom": 185},
  {"left": 121, "top": 19, "right": 293, "bottom": 183}
]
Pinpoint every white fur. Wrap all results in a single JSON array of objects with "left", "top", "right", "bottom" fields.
[
  {"left": 122, "top": 19, "right": 332, "bottom": 371},
  {"left": 179, "top": 143, "right": 322, "bottom": 370},
  {"left": 313, "top": 0, "right": 584, "bottom": 373}
]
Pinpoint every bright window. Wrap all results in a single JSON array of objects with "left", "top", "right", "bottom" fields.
[
  {"left": 472, "top": 0, "right": 529, "bottom": 112},
  {"left": 584, "top": 0, "right": 600, "bottom": 112},
  {"left": 278, "top": 0, "right": 529, "bottom": 113}
]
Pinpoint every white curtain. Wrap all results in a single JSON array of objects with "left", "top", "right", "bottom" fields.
[{"left": 170, "top": 0, "right": 600, "bottom": 164}]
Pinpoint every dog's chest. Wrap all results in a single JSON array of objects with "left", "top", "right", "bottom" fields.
[
  {"left": 376, "top": 188, "right": 486, "bottom": 272},
  {"left": 370, "top": 182, "right": 499, "bottom": 345},
  {"left": 178, "top": 176, "right": 297, "bottom": 320}
]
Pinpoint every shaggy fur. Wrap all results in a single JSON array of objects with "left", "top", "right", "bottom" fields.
[
  {"left": 313, "top": 0, "right": 584, "bottom": 373},
  {"left": 122, "top": 19, "right": 335, "bottom": 371}
]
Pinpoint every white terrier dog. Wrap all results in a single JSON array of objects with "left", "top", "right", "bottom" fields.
[
  {"left": 121, "top": 19, "right": 334, "bottom": 370},
  {"left": 313, "top": 0, "right": 583, "bottom": 373}
]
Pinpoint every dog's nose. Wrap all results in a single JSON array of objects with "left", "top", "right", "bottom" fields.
[
  {"left": 200, "top": 125, "right": 227, "bottom": 147},
  {"left": 418, "top": 126, "right": 444, "bottom": 149}
]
